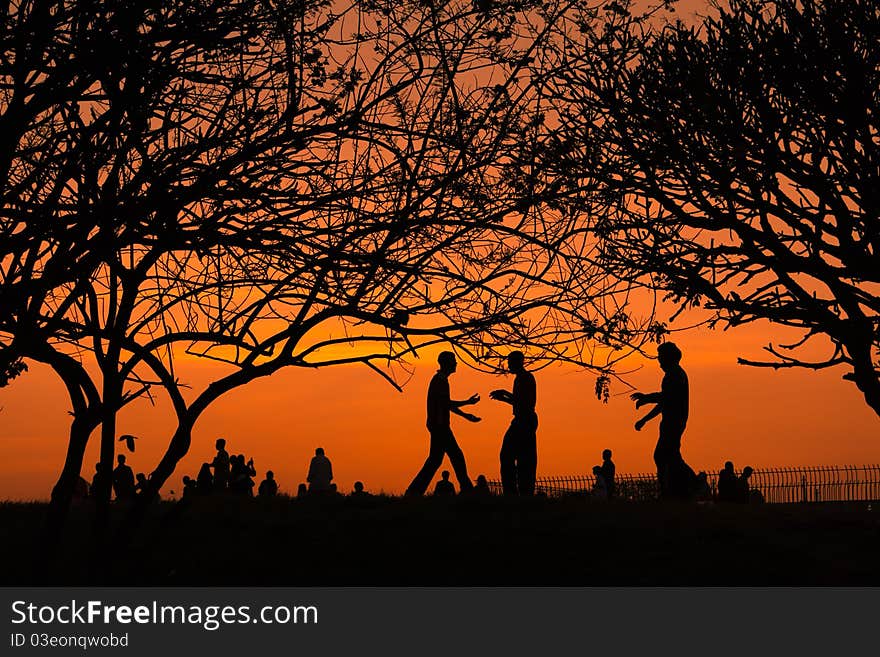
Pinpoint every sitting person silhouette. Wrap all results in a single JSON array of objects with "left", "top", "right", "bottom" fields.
[
  {"left": 258, "top": 470, "right": 279, "bottom": 497},
  {"left": 491, "top": 351, "right": 539, "bottom": 496},
  {"left": 307, "top": 447, "right": 333, "bottom": 493},
  {"left": 197, "top": 463, "right": 214, "bottom": 494},
  {"left": 296, "top": 483, "right": 308, "bottom": 498},
  {"left": 351, "top": 481, "right": 372, "bottom": 500},
  {"left": 433, "top": 470, "right": 456, "bottom": 497},
  {"left": 474, "top": 474, "right": 492, "bottom": 497},
  {"left": 72, "top": 476, "right": 90, "bottom": 502},
  {"left": 718, "top": 461, "right": 737, "bottom": 502},
  {"left": 230, "top": 455, "right": 256, "bottom": 496},
  {"left": 631, "top": 342, "right": 693, "bottom": 499},
  {"left": 406, "top": 351, "right": 479, "bottom": 495},
  {"left": 181, "top": 475, "right": 198, "bottom": 500},
  {"left": 736, "top": 466, "right": 754, "bottom": 504},
  {"left": 112, "top": 454, "right": 136, "bottom": 501}
]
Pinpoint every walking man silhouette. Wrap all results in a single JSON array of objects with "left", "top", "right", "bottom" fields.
[
  {"left": 631, "top": 342, "right": 690, "bottom": 499},
  {"left": 405, "top": 351, "right": 479, "bottom": 495},
  {"left": 491, "top": 351, "right": 538, "bottom": 496}
]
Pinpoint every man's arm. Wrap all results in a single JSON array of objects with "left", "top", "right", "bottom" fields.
[
  {"left": 635, "top": 404, "right": 662, "bottom": 431},
  {"left": 451, "top": 406, "right": 481, "bottom": 422},
  {"left": 630, "top": 391, "right": 662, "bottom": 408},
  {"left": 451, "top": 393, "right": 480, "bottom": 408},
  {"left": 489, "top": 389, "right": 513, "bottom": 405}
]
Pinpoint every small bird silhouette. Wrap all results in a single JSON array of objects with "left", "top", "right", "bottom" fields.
[{"left": 119, "top": 434, "right": 138, "bottom": 452}]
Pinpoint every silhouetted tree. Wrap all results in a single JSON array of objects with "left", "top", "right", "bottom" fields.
[
  {"left": 1, "top": 0, "right": 658, "bottom": 537},
  {"left": 547, "top": 0, "right": 880, "bottom": 417}
]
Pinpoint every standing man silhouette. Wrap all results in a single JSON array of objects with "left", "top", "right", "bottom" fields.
[
  {"left": 491, "top": 351, "right": 538, "bottom": 496},
  {"left": 631, "top": 342, "right": 689, "bottom": 499},
  {"left": 406, "top": 351, "right": 479, "bottom": 495}
]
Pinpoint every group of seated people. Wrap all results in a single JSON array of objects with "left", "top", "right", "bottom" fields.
[
  {"left": 432, "top": 472, "right": 493, "bottom": 497},
  {"left": 717, "top": 461, "right": 763, "bottom": 503},
  {"left": 179, "top": 438, "right": 277, "bottom": 499}
]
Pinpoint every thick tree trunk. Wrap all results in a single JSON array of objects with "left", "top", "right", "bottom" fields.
[
  {"left": 38, "top": 414, "right": 97, "bottom": 582},
  {"left": 119, "top": 420, "right": 194, "bottom": 542}
]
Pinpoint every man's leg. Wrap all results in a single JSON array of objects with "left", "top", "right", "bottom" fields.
[
  {"left": 653, "top": 441, "right": 671, "bottom": 498},
  {"left": 500, "top": 424, "right": 518, "bottom": 496},
  {"left": 516, "top": 426, "right": 538, "bottom": 496},
  {"left": 445, "top": 431, "right": 473, "bottom": 492},
  {"left": 406, "top": 430, "right": 445, "bottom": 495}
]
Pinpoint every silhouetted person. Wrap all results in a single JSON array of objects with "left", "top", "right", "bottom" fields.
[
  {"left": 600, "top": 449, "right": 616, "bottom": 499},
  {"left": 474, "top": 474, "right": 492, "bottom": 498},
  {"left": 592, "top": 465, "right": 608, "bottom": 499},
  {"left": 72, "top": 476, "right": 90, "bottom": 502},
  {"left": 694, "top": 471, "right": 712, "bottom": 501},
  {"left": 717, "top": 461, "right": 737, "bottom": 503},
  {"left": 182, "top": 476, "right": 198, "bottom": 500},
  {"left": 230, "top": 454, "right": 256, "bottom": 496},
  {"left": 112, "top": 454, "right": 136, "bottom": 501},
  {"left": 212, "top": 438, "right": 231, "bottom": 491},
  {"left": 491, "top": 351, "right": 538, "bottom": 496},
  {"left": 308, "top": 447, "right": 333, "bottom": 493},
  {"left": 632, "top": 342, "right": 690, "bottom": 499},
  {"left": 433, "top": 470, "right": 456, "bottom": 497},
  {"left": 351, "top": 481, "right": 372, "bottom": 500},
  {"left": 90, "top": 462, "right": 109, "bottom": 499},
  {"left": 736, "top": 466, "right": 754, "bottom": 504},
  {"left": 134, "top": 472, "right": 160, "bottom": 501},
  {"left": 197, "top": 463, "right": 214, "bottom": 494},
  {"left": 406, "top": 351, "right": 479, "bottom": 495},
  {"left": 297, "top": 483, "right": 308, "bottom": 499},
  {"left": 258, "top": 470, "right": 278, "bottom": 497}
]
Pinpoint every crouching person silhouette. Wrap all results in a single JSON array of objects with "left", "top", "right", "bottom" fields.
[{"left": 406, "top": 351, "right": 478, "bottom": 495}]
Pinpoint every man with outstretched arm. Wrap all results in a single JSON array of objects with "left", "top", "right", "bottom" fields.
[
  {"left": 631, "top": 342, "right": 690, "bottom": 499},
  {"left": 405, "top": 351, "right": 479, "bottom": 495},
  {"left": 491, "top": 351, "right": 538, "bottom": 496}
]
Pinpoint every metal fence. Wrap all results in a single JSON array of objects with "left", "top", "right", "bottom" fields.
[{"left": 487, "top": 465, "right": 880, "bottom": 503}]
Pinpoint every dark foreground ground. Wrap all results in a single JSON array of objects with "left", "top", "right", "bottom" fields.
[{"left": 1, "top": 496, "right": 878, "bottom": 585}]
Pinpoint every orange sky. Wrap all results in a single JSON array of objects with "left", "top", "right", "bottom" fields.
[
  {"left": 1, "top": 319, "right": 878, "bottom": 500},
  {"left": 3, "top": 1, "right": 877, "bottom": 499}
]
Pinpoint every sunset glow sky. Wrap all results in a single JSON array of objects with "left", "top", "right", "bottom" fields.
[
  {"left": 1, "top": 0, "right": 877, "bottom": 500},
  {"left": 2, "top": 318, "right": 878, "bottom": 500}
]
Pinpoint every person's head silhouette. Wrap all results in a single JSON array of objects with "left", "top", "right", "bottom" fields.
[
  {"left": 724, "top": 461, "right": 734, "bottom": 472},
  {"left": 216, "top": 438, "right": 226, "bottom": 450},
  {"left": 266, "top": 470, "right": 274, "bottom": 481},
  {"left": 657, "top": 342, "right": 682, "bottom": 371},
  {"left": 438, "top": 351, "right": 457, "bottom": 375},
  {"left": 441, "top": 470, "right": 450, "bottom": 481},
  {"left": 354, "top": 481, "right": 364, "bottom": 492},
  {"left": 507, "top": 350, "right": 525, "bottom": 373},
  {"left": 476, "top": 474, "right": 488, "bottom": 486},
  {"left": 315, "top": 447, "right": 324, "bottom": 457},
  {"left": 117, "top": 455, "right": 126, "bottom": 465},
  {"left": 592, "top": 465, "right": 602, "bottom": 476},
  {"left": 742, "top": 466, "right": 754, "bottom": 480},
  {"left": 602, "top": 449, "right": 612, "bottom": 461}
]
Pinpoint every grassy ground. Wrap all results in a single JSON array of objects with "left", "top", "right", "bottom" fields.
[{"left": 2, "top": 495, "right": 878, "bottom": 585}]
